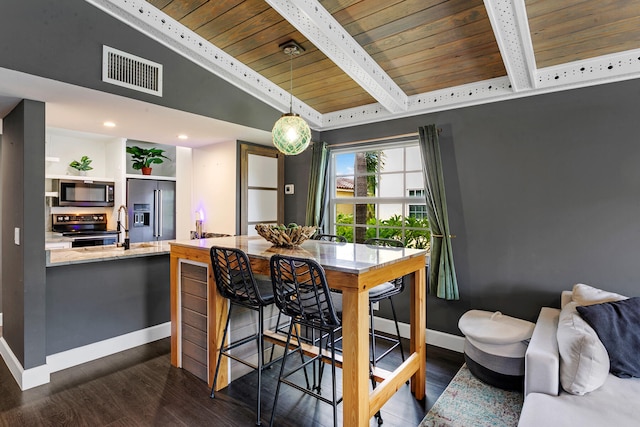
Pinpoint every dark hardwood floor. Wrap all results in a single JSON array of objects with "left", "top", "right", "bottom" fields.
[{"left": 0, "top": 336, "right": 464, "bottom": 426}]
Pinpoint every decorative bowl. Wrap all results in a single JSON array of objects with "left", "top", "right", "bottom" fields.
[{"left": 255, "top": 224, "right": 317, "bottom": 248}]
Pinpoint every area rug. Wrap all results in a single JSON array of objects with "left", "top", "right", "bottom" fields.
[{"left": 420, "top": 364, "right": 523, "bottom": 427}]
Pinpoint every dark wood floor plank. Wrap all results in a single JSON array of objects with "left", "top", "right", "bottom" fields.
[{"left": 0, "top": 337, "right": 464, "bottom": 426}]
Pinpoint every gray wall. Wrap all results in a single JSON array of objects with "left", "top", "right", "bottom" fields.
[
  {"left": 46, "top": 255, "right": 170, "bottom": 354},
  {"left": 285, "top": 79, "right": 640, "bottom": 335},
  {"left": 1, "top": 100, "right": 47, "bottom": 368},
  {"left": 0, "top": 0, "right": 281, "bottom": 133}
]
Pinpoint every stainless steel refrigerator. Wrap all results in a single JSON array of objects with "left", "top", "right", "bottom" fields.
[{"left": 127, "top": 178, "right": 176, "bottom": 243}]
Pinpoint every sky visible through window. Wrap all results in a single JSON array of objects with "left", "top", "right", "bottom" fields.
[{"left": 336, "top": 153, "right": 354, "bottom": 175}]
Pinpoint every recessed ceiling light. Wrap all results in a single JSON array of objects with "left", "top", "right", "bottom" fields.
[
  {"left": 178, "top": 134, "right": 188, "bottom": 140},
  {"left": 103, "top": 121, "right": 116, "bottom": 127}
]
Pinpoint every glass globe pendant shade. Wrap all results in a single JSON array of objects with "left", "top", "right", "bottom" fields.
[{"left": 272, "top": 113, "right": 311, "bottom": 155}]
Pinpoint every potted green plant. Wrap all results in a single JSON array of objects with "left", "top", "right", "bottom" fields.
[
  {"left": 126, "top": 145, "right": 170, "bottom": 175},
  {"left": 69, "top": 155, "right": 93, "bottom": 176}
]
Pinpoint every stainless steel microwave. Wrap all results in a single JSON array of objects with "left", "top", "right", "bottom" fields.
[{"left": 55, "top": 179, "right": 115, "bottom": 207}]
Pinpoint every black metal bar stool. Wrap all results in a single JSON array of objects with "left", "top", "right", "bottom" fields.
[
  {"left": 209, "top": 246, "right": 282, "bottom": 426},
  {"left": 269, "top": 254, "right": 344, "bottom": 427}
]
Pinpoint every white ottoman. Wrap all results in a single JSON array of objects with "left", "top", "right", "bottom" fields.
[{"left": 458, "top": 310, "right": 534, "bottom": 391}]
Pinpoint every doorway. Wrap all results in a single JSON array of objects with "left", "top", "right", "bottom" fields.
[{"left": 239, "top": 143, "right": 284, "bottom": 235}]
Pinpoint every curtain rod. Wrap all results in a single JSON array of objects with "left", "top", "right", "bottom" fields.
[
  {"left": 327, "top": 132, "right": 418, "bottom": 148},
  {"left": 327, "top": 128, "right": 442, "bottom": 148}
]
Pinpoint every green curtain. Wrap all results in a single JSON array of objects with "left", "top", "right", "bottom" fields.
[
  {"left": 418, "top": 125, "right": 459, "bottom": 300},
  {"left": 305, "top": 141, "right": 328, "bottom": 227}
]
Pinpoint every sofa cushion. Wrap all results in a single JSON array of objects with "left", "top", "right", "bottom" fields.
[
  {"left": 577, "top": 297, "right": 640, "bottom": 378},
  {"left": 572, "top": 283, "right": 627, "bottom": 306},
  {"left": 518, "top": 374, "right": 640, "bottom": 427},
  {"left": 557, "top": 302, "right": 610, "bottom": 395}
]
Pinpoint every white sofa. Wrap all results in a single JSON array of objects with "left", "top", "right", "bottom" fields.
[{"left": 518, "top": 290, "right": 640, "bottom": 427}]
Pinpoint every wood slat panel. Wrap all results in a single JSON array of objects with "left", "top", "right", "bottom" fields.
[
  {"left": 361, "top": 5, "right": 490, "bottom": 56},
  {"left": 179, "top": 0, "right": 243, "bottom": 31},
  {"left": 376, "top": 30, "right": 500, "bottom": 72},
  {"left": 182, "top": 353, "right": 208, "bottom": 382},
  {"left": 157, "top": 0, "right": 207, "bottom": 20},
  {"left": 340, "top": 0, "right": 443, "bottom": 37},
  {"left": 209, "top": 7, "right": 284, "bottom": 51},
  {"left": 356, "top": 0, "right": 483, "bottom": 47},
  {"left": 147, "top": 0, "right": 172, "bottom": 10},
  {"left": 182, "top": 307, "right": 207, "bottom": 332},
  {"left": 526, "top": 0, "right": 640, "bottom": 68},
  {"left": 181, "top": 277, "right": 207, "bottom": 299},
  {"left": 181, "top": 262, "right": 207, "bottom": 281},
  {"left": 182, "top": 322, "right": 207, "bottom": 346},
  {"left": 193, "top": 0, "right": 271, "bottom": 42},
  {"left": 182, "top": 337, "right": 207, "bottom": 365},
  {"left": 182, "top": 292, "right": 207, "bottom": 315}
]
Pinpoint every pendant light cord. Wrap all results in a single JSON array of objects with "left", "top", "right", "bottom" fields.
[{"left": 289, "top": 48, "right": 294, "bottom": 114}]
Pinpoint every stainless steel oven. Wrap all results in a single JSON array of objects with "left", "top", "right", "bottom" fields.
[{"left": 52, "top": 214, "right": 118, "bottom": 247}]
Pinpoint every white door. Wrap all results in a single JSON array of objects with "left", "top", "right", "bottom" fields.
[{"left": 240, "top": 144, "right": 284, "bottom": 235}]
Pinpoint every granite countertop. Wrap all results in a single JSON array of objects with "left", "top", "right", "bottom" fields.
[
  {"left": 45, "top": 231, "right": 74, "bottom": 244},
  {"left": 170, "top": 235, "right": 428, "bottom": 275},
  {"left": 46, "top": 241, "right": 172, "bottom": 267}
]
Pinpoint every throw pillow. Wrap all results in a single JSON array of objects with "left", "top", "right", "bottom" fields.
[
  {"left": 557, "top": 302, "right": 610, "bottom": 395},
  {"left": 577, "top": 297, "right": 640, "bottom": 378},
  {"left": 572, "top": 283, "right": 627, "bottom": 306}
]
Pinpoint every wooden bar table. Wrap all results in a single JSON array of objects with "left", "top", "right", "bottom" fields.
[{"left": 169, "top": 235, "right": 427, "bottom": 427}]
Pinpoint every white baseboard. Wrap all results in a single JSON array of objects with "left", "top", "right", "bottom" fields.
[
  {"left": 372, "top": 316, "right": 465, "bottom": 353},
  {"left": 0, "top": 322, "right": 171, "bottom": 390},
  {"left": 47, "top": 322, "right": 171, "bottom": 373},
  {"left": 0, "top": 337, "right": 51, "bottom": 390}
]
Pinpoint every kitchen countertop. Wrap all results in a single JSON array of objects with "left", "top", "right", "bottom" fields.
[
  {"left": 45, "top": 231, "right": 74, "bottom": 244},
  {"left": 46, "top": 240, "right": 172, "bottom": 267},
  {"left": 170, "top": 235, "right": 427, "bottom": 275}
]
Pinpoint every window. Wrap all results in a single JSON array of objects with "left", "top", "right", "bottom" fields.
[
  {"left": 329, "top": 141, "right": 430, "bottom": 249},
  {"left": 408, "top": 189, "right": 427, "bottom": 219}
]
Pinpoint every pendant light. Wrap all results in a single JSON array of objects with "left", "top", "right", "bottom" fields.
[{"left": 272, "top": 41, "right": 311, "bottom": 156}]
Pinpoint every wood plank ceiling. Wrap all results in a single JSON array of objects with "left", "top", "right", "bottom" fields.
[
  {"left": 147, "top": 0, "right": 505, "bottom": 114},
  {"left": 131, "top": 0, "right": 640, "bottom": 129}
]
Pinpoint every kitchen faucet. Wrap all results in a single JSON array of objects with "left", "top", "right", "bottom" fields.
[{"left": 116, "top": 204, "right": 130, "bottom": 250}]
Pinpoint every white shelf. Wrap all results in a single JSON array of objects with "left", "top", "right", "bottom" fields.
[
  {"left": 125, "top": 174, "right": 176, "bottom": 181},
  {"left": 45, "top": 191, "right": 59, "bottom": 197},
  {"left": 46, "top": 156, "right": 60, "bottom": 162},
  {"left": 46, "top": 174, "right": 115, "bottom": 182}
]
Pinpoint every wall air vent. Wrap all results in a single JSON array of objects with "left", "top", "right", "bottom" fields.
[{"left": 102, "top": 46, "right": 163, "bottom": 96}]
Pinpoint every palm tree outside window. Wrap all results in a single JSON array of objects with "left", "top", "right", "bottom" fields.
[{"left": 328, "top": 141, "right": 430, "bottom": 249}]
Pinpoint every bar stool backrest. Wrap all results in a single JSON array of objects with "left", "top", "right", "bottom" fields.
[
  {"left": 270, "top": 255, "right": 341, "bottom": 330},
  {"left": 210, "top": 246, "right": 269, "bottom": 308},
  {"left": 364, "top": 238, "right": 405, "bottom": 288},
  {"left": 313, "top": 233, "right": 347, "bottom": 243}
]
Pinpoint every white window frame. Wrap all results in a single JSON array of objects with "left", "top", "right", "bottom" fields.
[{"left": 328, "top": 140, "right": 429, "bottom": 244}]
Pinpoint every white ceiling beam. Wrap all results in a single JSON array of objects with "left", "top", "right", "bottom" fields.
[
  {"left": 264, "top": 0, "right": 408, "bottom": 114},
  {"left": 483, "top": 0, "right": 537, "bottom": 91}
]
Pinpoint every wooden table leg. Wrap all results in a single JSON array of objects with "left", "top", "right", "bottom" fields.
[
  {"left": 170, "top": 254, "right": 180, "bottom": 367},
  {"left": 341, "top": 287, "right": 370, "bottom": 427},
  {"left": 410, "top": 265, "right": 426, "bottom": 399},
  {"left": 209, "top": 262, "right": 229, "bottom": 390}
]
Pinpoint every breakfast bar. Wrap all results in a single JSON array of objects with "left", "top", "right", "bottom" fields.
[{"left": 169, "top": 235, "right": 427, "bottom": 427}]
